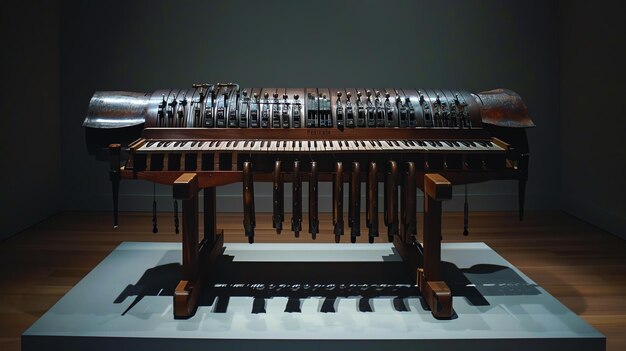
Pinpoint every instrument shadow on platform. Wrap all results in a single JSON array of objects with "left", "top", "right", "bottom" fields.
[{"left": 113, "top": 248, "right": 542, "bottom": 316}]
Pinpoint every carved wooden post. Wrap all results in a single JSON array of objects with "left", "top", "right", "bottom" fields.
[
  {"left": 172, "top": 173, "right": 199, "bottom": 318},
  {"left": 172, "top": 173, "right": 225, "bottom": 319},
  {"left": 420, "top": 173, "right": 453, "bottom": 319},
  {"left": 174, "top": 173, "right": 200, "bottom": 280}
]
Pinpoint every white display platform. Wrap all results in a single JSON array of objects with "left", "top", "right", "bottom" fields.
[{"left": 22, "top": 242, "right": 605, "bottom": 351}]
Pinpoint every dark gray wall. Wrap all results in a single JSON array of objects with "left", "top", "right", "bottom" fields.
[
  {"left": 560, "top": 0, "right": 626, "bottom": 238},
  {"left": 1, "top": 1, "right": 61, "bottom": 240},
  {"left": 60, "top": 0, "right": 560, "bottom": 215}
]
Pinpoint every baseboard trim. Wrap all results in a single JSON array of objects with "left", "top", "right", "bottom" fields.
[{"left": 561, "top": 197, "right": 626, "bottom": 240}]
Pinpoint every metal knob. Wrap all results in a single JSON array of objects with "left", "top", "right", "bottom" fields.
[
  {"left": 294, "top": 94, "right": 299, "bottom": 100},
  {"left": 273, "top": 93, "right": 279, "bottom": 99},
  {"left": 264, "top": 92, "right": 269, "bottom": 99},
  {"left": 283, "top": 94, "right": 288, "bottom": 100},
  {"left": 346, "top": 91, "right": 352, "bottom": 99}
]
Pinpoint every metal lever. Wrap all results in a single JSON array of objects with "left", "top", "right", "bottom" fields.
[
  {"left": 272, "top": 161, "right": 283, "bottom": 233},
  {"left": 384, "top": 160, "right": 398, "bottom": 242},
  {"left": 152, "top": 197, "right": 158, "bottom": 234},
  {"left": 309, "top": 161, "right": 319, "bottom": 239},
  {"left": 349, "top": 162, "right": 361, "bottom": 243},
  {"left": 243, "top": 162, "right": 256, "bottom": 243},
  {"left": 333, "top": 162, "right": 344, "bottom": 242},
  {"left": 403, "top": 162, "right": 417, "bottom": 242},
  {"left": 366, "top": 161, "right": 379, "bottom": 243},
  {"left": 291, "top": 161, "right": 302, "bottom": 236},
  {"left": 463, "top": 184, "right": 469, "bottom": 236},
  {"left": 174, "top": 200, "right": 179, "bottom": 234}
]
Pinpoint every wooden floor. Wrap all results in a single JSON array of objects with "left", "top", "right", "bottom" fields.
[{"left": 1, "top": 211, "right": 624, "bottom": 350}]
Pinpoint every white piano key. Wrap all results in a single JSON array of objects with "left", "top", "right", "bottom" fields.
[
  {"left": 329, "top": 140, "right": 339, "bottom": 151},
  {"left": 378, "top": 140, "right": 389, "bottom": 150}
]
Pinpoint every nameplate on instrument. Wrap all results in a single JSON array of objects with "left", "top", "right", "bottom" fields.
[{"left": 306, "top": 129, "right": 332, "bottom": 136}]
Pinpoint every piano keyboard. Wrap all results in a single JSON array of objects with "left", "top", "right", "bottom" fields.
[{"left": 136, "top": 139, "right": 504, "bottom": 153}]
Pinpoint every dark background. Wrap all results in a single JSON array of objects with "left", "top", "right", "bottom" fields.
[{"left": 2, "top": 0, "right": 624, "bottom": 240}]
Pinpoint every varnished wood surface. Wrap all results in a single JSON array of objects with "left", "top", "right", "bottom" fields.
[
  {"left": 142, "top": 127, "right": 491, "bottom": 140},
  {"left": 1, "top": 211, "right": 625, "bottom": 350}
]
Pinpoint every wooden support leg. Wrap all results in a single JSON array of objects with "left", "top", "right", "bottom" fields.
[
  {"left": 420, "top": 173, "right": 453, "bottom": 318},
  {"left": 393, "top": 172, "right": 453, "bottom": 319},
  {"left": 173, "top": 173, "right": 224, "bottom": 319},
  {"left": 108, "top": 144, "right": 121, "bottom": 228}
]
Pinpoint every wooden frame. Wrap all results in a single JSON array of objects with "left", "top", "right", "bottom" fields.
[{"left": 110, "top": 140, "right": 522, "bottom": 319}]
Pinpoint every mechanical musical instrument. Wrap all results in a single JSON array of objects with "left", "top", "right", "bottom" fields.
[{"left": 84, "top": 83, "right": 534, "bottom": 319}]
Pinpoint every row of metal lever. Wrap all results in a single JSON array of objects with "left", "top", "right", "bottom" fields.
[
  {"left": 149, "top": 163, "right": 469, "bottom": 241},
  {"left": 242, "top": 160, "right": 422, "bottom": 244}
]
